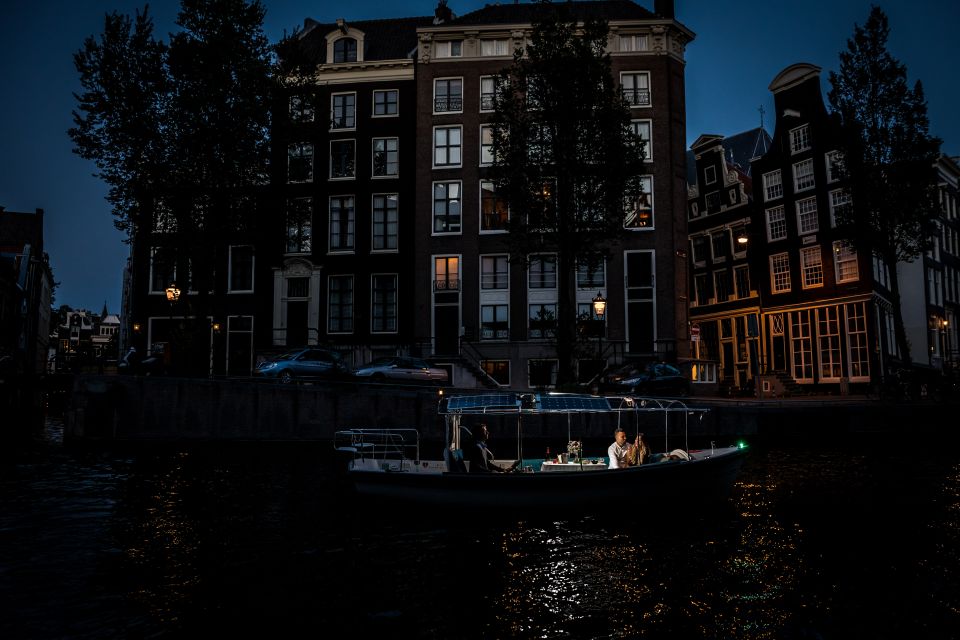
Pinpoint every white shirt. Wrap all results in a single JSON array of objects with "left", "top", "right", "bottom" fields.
[{"left": 607, "top": 441, "right": 631, "bottom": 469}]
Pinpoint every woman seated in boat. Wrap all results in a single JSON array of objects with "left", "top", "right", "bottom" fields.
[{"left": 627, "top": 433, "right": 653, "bottom": 466}]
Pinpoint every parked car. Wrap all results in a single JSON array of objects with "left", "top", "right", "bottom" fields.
[
  {"left": 254, "top": 347, "right": 350, "bottom": 383},
  {"left": 602, "top": 362, "right": 690, "bottom": 397},
  {"left": 353, "top": 356, "right": 448, "bottom": 384}
]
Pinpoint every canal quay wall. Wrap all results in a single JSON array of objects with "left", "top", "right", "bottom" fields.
[{"left": 64, "top": 375, "right": 955, "bottom": 444}]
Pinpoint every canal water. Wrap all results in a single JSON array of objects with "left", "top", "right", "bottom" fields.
[{"left": 1, "top": 419, "right": 958, "bottom": 639}]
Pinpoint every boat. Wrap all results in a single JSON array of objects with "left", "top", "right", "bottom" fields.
[{"left": 333, "top": 392, "right": 747, "bottom": 510}]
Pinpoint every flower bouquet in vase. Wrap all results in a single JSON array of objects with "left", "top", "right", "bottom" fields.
[{"left": 567, "top": 440, "right": 583, "bottom": 463}]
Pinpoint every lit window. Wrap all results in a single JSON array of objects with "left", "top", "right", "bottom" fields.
[
  {"left": 480, "top": 181, "right": 508, "bottom": 231},
  {"left": 834, "top": 241, "right": 859, "bottom": 283},
  {"left": 624, "top": 175, "right": 653, "bottom": 229}
]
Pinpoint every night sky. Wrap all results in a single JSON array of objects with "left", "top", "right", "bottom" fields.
[{"left": 1, "top": 0, "right": 956, "bottom": 313}]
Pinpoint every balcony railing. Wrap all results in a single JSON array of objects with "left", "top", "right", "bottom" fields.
[
  {"left": 434, "top": 96, "right": 463, "bottom": 112},
  {"left": 434, "top": 278, "right": 460, "bottom": 291},
  {"left": 622, "top": 89, "right": 651, "bottom": 106}
]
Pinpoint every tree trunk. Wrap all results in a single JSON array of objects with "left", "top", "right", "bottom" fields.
[{"left": 884, "top": 251, "right": 912, "bottom": 365}]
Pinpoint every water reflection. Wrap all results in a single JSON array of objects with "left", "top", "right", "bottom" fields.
[{"left": 2, "top": 426, "right": 959, "bottom": 639}]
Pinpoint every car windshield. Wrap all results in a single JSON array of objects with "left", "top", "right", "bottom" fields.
[
  {"left": 405, "top": 358, "right": 430, "bottom": 368},
  {"left": 362, "top": 357, "right": 395, "bottom": 368}
]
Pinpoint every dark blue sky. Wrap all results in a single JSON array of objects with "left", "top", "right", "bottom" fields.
[{"left": 1, "top": 0, "right": 956, "bottom": 313}]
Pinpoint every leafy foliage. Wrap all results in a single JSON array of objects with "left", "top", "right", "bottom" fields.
[
  {"left": 491, "top": 2, "right": 645, "bottom": 383},
  {"left": 828, "top": 6, "right": 941, "bottom": 363}
]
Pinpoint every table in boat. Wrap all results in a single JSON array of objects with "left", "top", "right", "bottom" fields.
[{"left": 540, "top": 460, "right": 609, "bottom": 472}]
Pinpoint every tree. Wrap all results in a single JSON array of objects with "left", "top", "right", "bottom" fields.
[
  {"left": 70, "top": 7, "right": 169, "bottom": 237},
  {"left": 70, "top": 1, "right": 274, "bottom": 375},
  {"left": 828, "top": 6, "right": 941, "bottom": 365},
  {"left": 491, "top": 1, "right": 645, "bottom": 386}
]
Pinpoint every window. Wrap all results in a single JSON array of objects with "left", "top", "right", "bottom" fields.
[
  {"left": 796, "top": 197, "right": 819, "bottom": 234},
  {"left": 818, "top": 306, "right": 842, "bottom": 380},
  {"left": 704, "top": 165, "right": 717, "bottom": 185},
  {"left": 480, "top": 181, "right": 508, "bottom": 231},
  {"left": 713, "top": 269, "right": 731, "bottom": 302},
  {"left": 825, "top": 150, "right": 843, "bottom": 182},
  {"left": 528, "top": 359, "right": 558, "bottom": 388},
  {"left": 479, "top": 125, "right": 494, "bottom": 165},
  {"left": 790, "top": 124, "right": 811, "bottom": 154},
  {"left": 529, "top": 123, "right": 553, "bottom": 163},
  {"left": 621, "top": 72, "right": 650, "bottom": 106},
  {"left": 529, "top": 255, "right": 557, "bottom": 289},
  {"left": 289, "top": 95, "right": 314, "bottom": 122},
  {"left": 711, "top": 229, "right": 730, "bottom": 262},
  {"left": 481, "top": 360, "right": 510, "bottom": 386},
  {"left": 705, "top": 192, "right": 720, "bottom": 213},
  {"left": 372, "top": 138, "right": 398, "bottom": 177},
  {"left": 766, "top": 206, "right": 786, "bottom": 241},
  {"left": 691, "top": 235, "right": 709, "bottom": 265},
  {"left": 329, "top": 196, "right": 355, "bottom": 252},
  {"left": 793, "top": 158, "right": 815, "bottom": 192},
  {"left": 846, "top": 302, "right": 870, "bottom": 379},
  {"left": 829, "top": 189, "right": 852, "bottom": 227},
  {"left": 331, "top": 93, "right": 355, "bottom": 129},
  {"left": 371, "top": 274, "right": 397, "bottom": 333},
  {"left": 529, "top": 179, "right": 556, "bottom": 231},
  {"left": 763, "top": 170, "right": 783, "bottom": 201},
  {"left": 330, "top": 140, "right": 355, "bottom": 179},
  {"left": 734, "top": 265, "right": 751, "bottom": 299},
  {"left": 288, "top": 143, "right": 313, "bottom": 183},
  {"left": 481, "top": 255, "right": 509, "bottom": 289},
  {"left": 631, "top": 120, "right": 652, "bottom": 161},
  {"left": 694, "top": 273, "right": 709, "bottom": 306},
  {"left": 433, "top": 181, "right": 461, "bottom": 233},
  {"left": 576, "top": 258, "right": 605, "bottom": 289},
  {"left": 434, "top": 78, "right": 463, "bottom": 113},
  {"left": 285, "top": 197, "right": 312, "bottom": 254},
  {"left": 333, "top": 38, "right": 357, "bottom": 63},
  {"left": 771, "top": 253, "right": 791, "bottom": 293},
  {"left": 435, "top": 256, "right": 459, "bottom": 291},
  {"left": 227, "top": 246, "right": 253, "bottom": 292},
  {"left": 433, "top": 126, "right": 462, "bottom": 167},
  {"left": 480, "top": 76, "right": 496, "bottom": 111},
  {"left": 328, "top": 275, "right": 353, "bottom": 332},
  {"left": 791, "top": 310, "right": 813, "bottom": 382},
  {"left": 149, "top": 247, "right": 176, "bottom": 293},
  {"left": 800, "top": 246, "right": 823, "bottom": 288},
  {"left": 372, "top": 194, "right": 398, "bottom": 251},
  {"left": 434, "top": 40, "right": 462, "bottom": 58},
  {"left": 834, "top": 241, "right": 859, "bottom": 283},
  {"left": 373, "top": 89, "right": 398, "bottom": 116},
  {"left": 624, "top": 175, "right": 653, "bottom": 229},
  {"left": 481, "top": 305, "right": 509, "bottom": 339},
  {"left": 619, "top": 34, "right": 649, "bottom": 51},
  {"left": 480, "top": 38, "right": 508, "bottom": 56},
  {"left": 529, "top": 304, "right": 556, "bottom": 339}
]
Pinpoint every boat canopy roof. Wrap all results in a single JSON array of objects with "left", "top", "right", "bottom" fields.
[{"left": 438, "top": 393, "right": 706, "bottom": 416}]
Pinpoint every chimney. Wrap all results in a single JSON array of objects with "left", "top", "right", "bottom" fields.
[
  {"left": 654, "top": 0, "right": 675, "bottom": 19},
  {"left": 434, "top": 0, "right": 454, "bottom": 24}
]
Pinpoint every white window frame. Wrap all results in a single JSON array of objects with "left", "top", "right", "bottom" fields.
[
  {"left": 631, "top": 119, "right": 652, "bottom": 162},
  {"left": 480, "top": 254, "right": 509, "bottom": 290},
  {"left": 800, "top": 246, "right": 824, "bottom": 289},
  {"left": 433, "top": 77, "right": 463, "bottom": 114},
  {"left": 624, "top": 175, "right": 654, "bottom": 230},
  {"left": 330, "top": 92, "right": 356, "bottom": 131},
  {"left": 370, "top": 273, "right": 398, "bottom": 334},
  {"left": 829, "top": 189, "right": 852, "bottom": 227},
  {"left": 763, "top": 169, "right": 782, "bottom": 201},
  {"left": 479, "top": 125, "right": 494, "bottom": 166},
  {"left": 372, "top": 137, "right": 399, "bottom": 178},
  {"left": 620, "top": 71, "right": 651, "bottom": 107},
  {"left": 329, "top": 139, "right": 356, "bottom": 180},
  {"left": 434, "top": 40, "right": 462, "bottom": 58},
  {"left": 372, "top": 89, "right": 398, "bottom": 117},
  {"left": 479, "top": 180, "right": 509, "bottom": 233},
  {"left": 833, "top": 241, "right": 859, "bottom": 283},
  {"left": 704, "top": 165, "right": 717, "bottom": 185},
  {"left": 789, "top": 124, "right": 811, "bottom": 154},
  {"left": 793, "top": 158, "right": 815, "bottom": 192},
  {"left": 619, "top": 33, "right": 649, "bottom": 52},
  {"left": 796, "top": 196, "right": 819, "bottom": 235},
  {"left": 825, "top": 150, "right": 842, "bottom": 182},
  {"left": 480, "top": 38, "right": 509, "bottom": 57},
  {"left": 433, "top": 125, "right": 462, "bottom": 168},
  {"left": 371, "top": 193, "right": 398, "bottom": 253},
  {"left": 770, "top": 252, "right": 791, "bottom": 293},
  {"left": 432, "top": 180, "right": 462, "bottom": 235},
  {"left": 327, "top": 274, "right": 353, "bottom": 334},
  {"left": 480, "top": 76, "right": 496, "bottom": 112},
  {"left": 328, "top": 195, "right": 355, "bottom": 253},
  {"left": 228, "top": 245, "right": 255, "bottom": 294}
]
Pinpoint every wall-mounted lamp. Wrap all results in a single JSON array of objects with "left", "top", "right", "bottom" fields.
[
  {"left": 132, "top": 322, "right": 141, "bottom": 333},
  {"left": 165, "top": 282, "right": 181, "bottom": 303},
  {"left": 592, "top": 291, "right": 607, "bottom": 320},
  {"left": 212, "top": 322, "right": 222, "bottom": 333},
  {"left": 736, "top": 228, "right": 749, "bottom": 245}
]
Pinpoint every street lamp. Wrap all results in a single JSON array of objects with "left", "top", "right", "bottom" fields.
[{"left": 592, "top": 292, "right": 607, "bottom": 375}]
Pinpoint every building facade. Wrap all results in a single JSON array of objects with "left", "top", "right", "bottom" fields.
[{"left": 413, "top": 0, "right": 694, "bottom": 388}]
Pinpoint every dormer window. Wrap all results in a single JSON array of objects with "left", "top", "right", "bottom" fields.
[
  {"left": 333, "top": 37, "right": 357, "bottom": 63},
  {"left": 704, "top": 165, "right": 717, "bottom": 185}
]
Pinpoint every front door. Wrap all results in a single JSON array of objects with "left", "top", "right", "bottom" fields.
[{"left": 435, "top": 306, "right": 460, "bottom": 356}]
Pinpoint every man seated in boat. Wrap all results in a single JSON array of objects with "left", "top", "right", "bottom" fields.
[
  {"left": 607, "top": 427, "right": 633, "bottom": 469},
  {"left": 468, "top": 424, "right": 517, "bottom": 473}
]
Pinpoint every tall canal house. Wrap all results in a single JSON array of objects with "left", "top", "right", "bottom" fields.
[{"left": 687, "top": 63, "right": 959, "bottom": 395}]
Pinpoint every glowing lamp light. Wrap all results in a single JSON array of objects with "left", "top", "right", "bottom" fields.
[
  {"left": 165, "top": 283, "right": 181, "bottom": 303},
  {"left": 132, "top": 322, "right": 142, "bottom": 333},
  {"left": 592, "top": 292, "right": 607, "bottom": 320}
]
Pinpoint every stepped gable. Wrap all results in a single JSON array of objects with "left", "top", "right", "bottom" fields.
[{"left": 448, "top": 0, "right": 658, "bottom": 26}]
